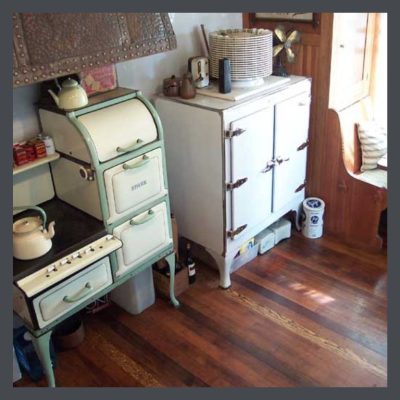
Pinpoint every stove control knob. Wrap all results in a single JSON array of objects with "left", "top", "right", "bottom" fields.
[
  {"left": 72, "top": 252, "right": 80, "bottom": 259},
  {"left": 60, "top": 258, "right": 69, "bottom": 266},
  {"left": 106, "top": 235, "right": 113, "bottom": 241},
  {"left": 84, "top": 248, "right": 92, "bottom": 255},
  {"left": 47, "top": 265, "right": 56, "bottom": 273}
]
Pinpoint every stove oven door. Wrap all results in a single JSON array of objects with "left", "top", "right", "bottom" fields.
[
  {"left": 77, "top": 98, "right": 158, "bottom": 163},
  {"left": 112, "top": 202, "right": 173, "bottom": 277},
  {"left": 104, "top": 148, "right": 167, "bottom": 224}
]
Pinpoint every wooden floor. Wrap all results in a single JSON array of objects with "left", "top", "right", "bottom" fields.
[{"left": 15, "top": 232, "right": 387, "bottom": 387}]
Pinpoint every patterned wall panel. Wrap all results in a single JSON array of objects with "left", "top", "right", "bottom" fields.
[{"left": 13, "top": 13, "right": 176, "bottom": 87}]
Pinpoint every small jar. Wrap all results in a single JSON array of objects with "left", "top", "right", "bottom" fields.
[
  {"left": 163, "top": 75, "right": 181, "bottom": 97},
  {"left": 42, "top": 135, "right": 55, "bottom": 155}
]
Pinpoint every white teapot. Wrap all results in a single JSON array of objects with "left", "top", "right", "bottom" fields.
[
  {"left": 48, "top": 78, "right": 88, "bottom": 110},
  {"left": 13, "top": 206, "right": 55, "bottom": 260}
]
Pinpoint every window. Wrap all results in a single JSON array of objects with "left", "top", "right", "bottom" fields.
[{"left": 370, "top": 13, "right": 387, "bottom": 129}]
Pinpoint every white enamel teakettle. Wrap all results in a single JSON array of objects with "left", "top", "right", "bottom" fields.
[
  {"left": 13, "top": 206, "right": 56, "bottom": 260},
  {"left": 48, "top": 78, "right": 88, "bottom": 110}
]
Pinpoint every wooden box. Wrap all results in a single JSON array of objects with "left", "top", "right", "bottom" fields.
[{"left": 153, "top": 263, "right": 189, "bottom": 298}]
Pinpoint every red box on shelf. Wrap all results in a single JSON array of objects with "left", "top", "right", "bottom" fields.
[
  {"left": 13, "top": 145, "right": 29, "bottom": 166},
  {"left": 31, "top": 139, "right": 47, "bottom": 158},
  {"left": 23, "top": 143, "right": 36, "bottom": 162}
]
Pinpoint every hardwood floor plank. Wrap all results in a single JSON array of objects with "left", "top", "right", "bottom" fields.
[
  {"left": 231, "top": 272, "right": 386, "bottom": 356},
  {"left": 225, "top": 286, "right": 386, "bottom": 379},
  {"left": 177, "top": 301, "right": 318, "bottom": 386},
  {"left": 228, "top": 271, "right": 387, "bottom": 377},
  {"left": 143, "top": 301, "right": 297, "bottom": 387},
  {"left": 253, "top": 249, "right": 386, "bottom": 309},
  {"left": 82, "top": 328, "right": 161, "bottom": 387},
  {"left": 113, "top": 303, "right": 257, "bottom": 387},
  {"left": 14, "top": 232, "right": 387, "bottom": 388},
  {"left": 245, "top": 263, "right": 387, "bottom": 341},
  {"left": 87, "top": 311, "right": 209, "bottom": 387},
  {"left": 276, "top": 233, "right": 387, "bottom": 295},
  {"left": 309, "top": 232, "right": 387, "bottom": 269},
  {"left": 184, "top": 283, "right": 385, "bottom": 386},
  {"left": 238, "top": 255, "right": 387, "bottom": 341}
]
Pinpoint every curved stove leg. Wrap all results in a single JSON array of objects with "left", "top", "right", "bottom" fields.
[
  {"left": 165, "top": 252, "right": 180, "bottom": 308},
  {"left": 31, "top": 330, "right": 55, "bottom": 388}
]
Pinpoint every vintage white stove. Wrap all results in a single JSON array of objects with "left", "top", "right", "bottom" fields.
[
  {"left": 38, "top": 88, "right": 177, "bottom": 291},
  {"left": 13, "top": 88, "right": 178, "bottom": 387}
]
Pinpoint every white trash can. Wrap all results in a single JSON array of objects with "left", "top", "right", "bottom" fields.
[
  {"left": 110, "top": 267, "right": 155, "bottom": 315},
  {"left": 301, "top": 197, "right": 325, "bottom": 239}
]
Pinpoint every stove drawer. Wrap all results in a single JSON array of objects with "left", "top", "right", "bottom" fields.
[
  {"left": 33, "top": 257, "right": 112, "bottom": 328},
  {"left": 77, "top": 99, "right": 158, "bottom": 162},
  {"left": 113, "top": 202, "right": 173, "bottom": 277},
  {"left": 104, "top": 148, "right": 167, "bottom": 224}
]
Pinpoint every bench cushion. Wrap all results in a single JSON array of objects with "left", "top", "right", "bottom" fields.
[
  {"left": 357, "top": 121, "right": 387, "bottom": 171},
  {"left": 353, "top": 168, "right": 387, "bottom": 189}
]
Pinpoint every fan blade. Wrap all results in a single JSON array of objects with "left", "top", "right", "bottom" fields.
[
  {"left": 286, "top": 47, "right": 296, "bottom": 63},
  {"left": 274, "top": 25, "right": 287, "bottom": 43},
  {"left": 287, "top": 30, "right": 301, "bottom": 44},
  {"left": 273, "top": 44, "right": 284, "bottom": 57}
]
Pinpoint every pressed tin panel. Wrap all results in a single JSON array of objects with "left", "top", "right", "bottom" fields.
[
  {"left": 13, "top": 13, "right": 176, "bottom": 87},
  {"left": 20, "top": 13, "right": 125, "bottom": 64}
]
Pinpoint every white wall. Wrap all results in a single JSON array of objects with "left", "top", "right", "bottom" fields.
[
  {"left": 12, "top": 13, "right": 242, "bottom": 143},
  {"left": 117, "top": 13, "right": 242, "bottom": 97},
  {"left": 13, "top": 84, "right": 41, "bottom": 143}
]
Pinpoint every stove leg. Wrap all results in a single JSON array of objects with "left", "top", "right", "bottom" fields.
[
  {"left": 166, "top": 252, "right": 180, "bottom": 308},
  {"left": 31, "top": 330, "right": 55, "bottom": 388}
]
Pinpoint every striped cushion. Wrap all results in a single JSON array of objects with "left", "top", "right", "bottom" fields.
[{"left": 357, "top": 121, "right": 387, "bottom": 171}]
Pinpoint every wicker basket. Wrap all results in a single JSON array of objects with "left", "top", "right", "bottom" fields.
[{"left": 209, "top": 28, "right": 273, "bottom": 83}]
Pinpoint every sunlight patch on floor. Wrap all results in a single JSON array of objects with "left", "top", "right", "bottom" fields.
[{"left": 289, "top": 282, "right": 335, "bottom": 304}]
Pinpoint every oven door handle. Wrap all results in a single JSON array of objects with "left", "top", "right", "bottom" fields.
[
  {"left": 123, "top": 155, "right": 150, "bottom": 170},
  {"left": 63, "top": 282, "right": 93, "bottom": 303},
  {"left": 130, "top": 209, "right": 155, "bottom": 226},
  {"left": 116, "top": 138, "right": 145, "bottom": 153}
]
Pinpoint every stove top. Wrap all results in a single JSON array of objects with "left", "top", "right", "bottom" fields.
[{"left": 13, "top": 198, "right": 106, "bottom": 282}]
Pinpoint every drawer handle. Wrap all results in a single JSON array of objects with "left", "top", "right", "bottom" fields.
[
  {"left": 63, "top": 282, "right": 93, "bottom": 303},
  {"left": 123, "top": 155, "right": 150, "bottom": 170},
  {"left": 130, "top": 209, "right": 155, "bottom": 226},
  {"left": 116, "top": 138, "right": 144, "bottom": 153}
]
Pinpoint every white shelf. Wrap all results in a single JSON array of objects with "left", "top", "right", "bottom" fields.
[{"left": 13, "top": 152, "right": 60, "bottom": 176}]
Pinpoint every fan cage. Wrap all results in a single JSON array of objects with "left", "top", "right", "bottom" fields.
[{"left": 209, "top": 28, "right": 273, "bottom": 81}]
